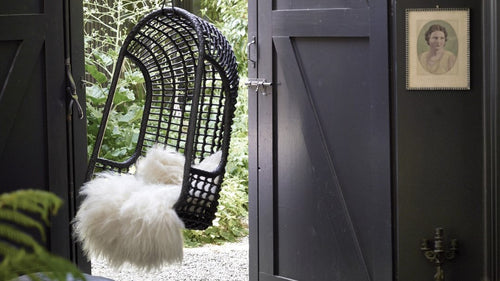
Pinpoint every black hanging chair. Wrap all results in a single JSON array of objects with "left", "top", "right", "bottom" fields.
[{"left": 85, "top": 7, "right": 239, "bottom": 230}]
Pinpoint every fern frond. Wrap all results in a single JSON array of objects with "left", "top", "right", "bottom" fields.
[
  {"left": 0, "top": 258, "right": 18, "bottom": 281},
  {"left": 0, "top": 208, "right": 46, "bottom": 241},
  {"left": 0, "top": 190, "right": 63, "bottom": 224},
  {"left": 0, "top": 223, "right": 43, "bottom": 252},
  {"left": 0, "top": 241, "right": 19, "bottom": 257},
  {"left": 0, "top": 190, "right": 85, "bottom": 281},
  {"left": 0, "top": 248, "right": 86, "bottom": 281}
]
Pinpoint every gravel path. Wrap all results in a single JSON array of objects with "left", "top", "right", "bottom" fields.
[{"left": 91, "top": 237, "right": 249, "bottom": 281}]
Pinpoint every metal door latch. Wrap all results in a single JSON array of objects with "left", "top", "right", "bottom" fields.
[
  {"left": 420, "top": 227, "right": 458, "bottom": 281},
  {"left": 245, "top": 78, "right": 272, "bottom": 96},
  {"left": 65, "top": 58, "right": 84, "bottom": 120}
]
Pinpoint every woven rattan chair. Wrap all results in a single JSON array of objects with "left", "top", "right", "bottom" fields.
[{"left": 86, "top": 7, "right": 239, "bottom": 230}]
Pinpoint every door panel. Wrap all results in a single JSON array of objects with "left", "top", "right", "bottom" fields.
[
  {"left": 274, "top": 36, "right": 371, "bottom": 280},
  {"left": 272, "top": 9, "right": 369, "bottom": 37},
  {"left": 275, "top": 0, "right": 367, "bottom": 10},
  {"left": 249, "top": 0, "right": 392, "bottom": 280},
  {"left": 0, "top": 0, "right": 87, "bottom": 270},
  {"left": 0, "top": 1, "right": 44, "bottom": 14}
]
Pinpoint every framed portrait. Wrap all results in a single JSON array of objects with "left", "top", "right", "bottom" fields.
[{"left": 406, "top": 8, "right": 470, "bottom": 90}]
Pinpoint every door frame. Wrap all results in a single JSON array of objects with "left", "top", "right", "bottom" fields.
[
  {"left": 483, "top": 0, "right": 500, "bottom": 279},
  {"left": 248, "top": 0, "right": 259, "bottom": 280},
  {"left": 65, "top": 0, "right": 89, "bottom": 272}
]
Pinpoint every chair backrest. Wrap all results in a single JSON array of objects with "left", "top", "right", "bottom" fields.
[{"left": 86, "top": 7, "right": 239, "bottom": 229}]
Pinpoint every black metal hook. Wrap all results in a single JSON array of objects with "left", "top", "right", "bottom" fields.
[{"left": 65, "top": 58, "right": 84, "bottom": 120}]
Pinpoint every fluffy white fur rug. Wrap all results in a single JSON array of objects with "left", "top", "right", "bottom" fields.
[
  {"left": 74, "top": 146, "right": 223, "bottom": 271},
  {"left": 194, "top": 150, "right": 221, "bottom": 172},
  {"left": 189, "top": 151, "right": 222, "bottom": 205},
  {"left": 136, "top": 146, "right": 185, "bottom": 185},
  {"left": 73, "top": 146, "right": 187, "bottom": 271}
]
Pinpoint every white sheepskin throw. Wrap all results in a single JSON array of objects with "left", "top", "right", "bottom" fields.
[
  {"left": 194, "top": 151, "right": 222, "bottom": 172},
  {"left": 190, "top": 151, "right": 223, "bottom": 203},
  {"left": 73, "top": 145, "right": 186, "bottom": 271},
  {"left": 136, "top": 145, "right": 185, "bottom": 185}
]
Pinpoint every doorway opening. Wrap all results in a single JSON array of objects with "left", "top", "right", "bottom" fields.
[{"left": 82, "top": 0, "right": 249, "bottom": 279}]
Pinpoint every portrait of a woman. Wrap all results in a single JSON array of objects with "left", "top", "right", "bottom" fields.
[{"left": 419, "top": 24, "right": 457, "bottom": 74}]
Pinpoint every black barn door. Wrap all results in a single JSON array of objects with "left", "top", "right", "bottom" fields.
[
  {"left": 0, "top": 0, "right": 87, "bottom": 271},
  {"left": 249, "top": 0, "right": 392, "bottom": 280}
]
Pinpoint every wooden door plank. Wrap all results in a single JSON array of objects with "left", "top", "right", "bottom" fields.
[
  {"left": 272, "top": 8, "right": 370, "bottom": 37},
  {"left": 273, "top": 35, "right": 371, "bottom": 281},
  {"left": 0, "top": 38, "right": 44, "bottom": 157},
  {"left": 0, "top": 15, "right": 46, "bottom": 39},
  {"left": 256, "top": 0, "right": 275, "bottom": 277}
]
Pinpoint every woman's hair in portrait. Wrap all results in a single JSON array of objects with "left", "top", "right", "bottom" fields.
[{"left": 424, "top": 24, "right": 448, "bottom": 44}]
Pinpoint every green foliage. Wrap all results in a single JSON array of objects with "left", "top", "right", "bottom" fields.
[
  {"left": 84, "top": 0, "right": 249, "bottom": 246},
  {"left": 86, "top": 66, "right": 145, "bottom": 162},
  {"left": 225, "top": 88, "right": 249, "bottom": 185},
  {"left": 0, "top": 190, "right": 85, "bottom": 281},
  {"left": 84, "top": 0, "right": 169, "bottom": 161},
  {"left": 200, "top": 0, "right": 248, "bottom": 76}
]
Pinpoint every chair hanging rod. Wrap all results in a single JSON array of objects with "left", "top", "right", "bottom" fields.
[{"left": 161, "top": 0, "right": 174, "bottom": 10}]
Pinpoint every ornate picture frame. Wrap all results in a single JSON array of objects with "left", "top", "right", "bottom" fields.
[{"left": 406, "top": 8, "right": 470, "bottom": 90}]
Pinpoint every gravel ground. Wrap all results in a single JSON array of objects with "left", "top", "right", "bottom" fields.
[{"left": 91, "top": 237, "right": 249, "bottom": 281}]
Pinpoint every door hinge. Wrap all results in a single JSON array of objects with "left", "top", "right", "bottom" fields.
[{"left": 245, "top": 78, "right": 272, "bottom": 96}]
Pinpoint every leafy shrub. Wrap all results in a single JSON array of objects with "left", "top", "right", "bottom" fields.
[
  {"left": 84, "top": 0, "right": 165, "bottom": 160},
  {"left": 200, "top": 0, "right": 248, "bottom": 76}
]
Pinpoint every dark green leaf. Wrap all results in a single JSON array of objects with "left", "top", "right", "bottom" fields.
[{"left": 85, "top": 64, "right": 107, "bottom": 84}]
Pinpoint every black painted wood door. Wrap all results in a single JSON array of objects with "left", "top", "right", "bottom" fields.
[
  {"left": 248, "top": 0, "right": 392, "bottom": 280},
  {"left": 0, "top": 0, "right": 87, "bottom": 271}
]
